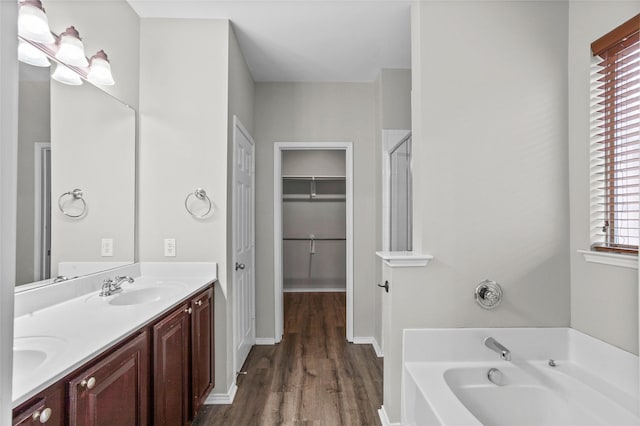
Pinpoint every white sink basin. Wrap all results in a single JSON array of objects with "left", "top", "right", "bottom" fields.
[
  {"left": 13, "top": 336, "right": 65, "bottom": 371},
  {"left": 108, "top": 287, "right": 178, "bottom": 306},
  {"left": 84, "top": 279, "right": 187, "bottom": 306}
]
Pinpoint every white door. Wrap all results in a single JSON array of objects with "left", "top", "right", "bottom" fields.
[{"left": 232, "top": 116, "right": 256, "bottom": 376}]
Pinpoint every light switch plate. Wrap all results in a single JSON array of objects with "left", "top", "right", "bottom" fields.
[
  {"left": 164, "top": 238, "right": 176, "bottom": 257},
  {"left": 101, "top": 238, "right": 113, "bottom": 257}
]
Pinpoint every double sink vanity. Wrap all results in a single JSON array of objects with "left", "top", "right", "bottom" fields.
[{"left": 12, "top": 263, "right": 216, "bottom": 425}]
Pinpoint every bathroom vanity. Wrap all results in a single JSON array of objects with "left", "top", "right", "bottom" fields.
[{"left": 12, "top": 263, "right": 216, "bottom": 426}]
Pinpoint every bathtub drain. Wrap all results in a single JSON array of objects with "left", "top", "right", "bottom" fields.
[{"left": 487, "top": 368, "right": 504, "bottom": 385}]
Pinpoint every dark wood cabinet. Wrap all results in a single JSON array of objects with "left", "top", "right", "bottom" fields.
[
  {"left": 13, "top": 283, "right": 214, "bottom": 426},
  {"left": 153, "top": 287, "right": 215, "bottom": 425},
  {"left": 153, "top": 303, "right": 190, "bottom": 426},
  {"left": 12, "top": 382, "right": 64, "bottom": 426},
  {"left": 67, "top": 331, "right": 149, "bottom": 426},
  {"left": 190, "top": 287, "right": 214, "bottom": 417}
]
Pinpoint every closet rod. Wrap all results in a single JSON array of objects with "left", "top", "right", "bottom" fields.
[{"left": 283, "top": 237, "right": 346, "bottom": 241}]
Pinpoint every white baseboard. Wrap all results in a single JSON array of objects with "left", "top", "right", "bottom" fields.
[
  {"left": 283, "top": 288, "right": 346, "bottom": 293},
  {"left": 204, "top": 381, "right": 238, "bottom": 405},
  {"left": 353, "top": 336, "right": 384, "bottom": 357},
  {"left": 378, "top": 406, "right": 401, "bottom": 426},
  {"left": 255, "top": 337, "right": 276, "bottom": 345}
]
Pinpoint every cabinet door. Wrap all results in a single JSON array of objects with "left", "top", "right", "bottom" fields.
[
  {"left": 68, "top": 331, "right": 149, "bottom": 426},
  {"left": 153, "top": 303, "right": 190, "bottom": 426},
  {"left": 190, "top": 287, "right": 214, "bottom": 417},
  {"left": 12, "top": 382, "right": 64, "bottom": 426}
]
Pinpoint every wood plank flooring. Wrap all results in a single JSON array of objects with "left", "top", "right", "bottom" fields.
[{"left": 192, "top": 292, "right": 383, "bottom": 426}]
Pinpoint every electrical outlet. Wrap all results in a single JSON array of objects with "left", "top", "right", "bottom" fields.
[
  {"left": 101, "top": 238, "right": 113, "bottom": 257},
  {"left": 164, "top": 238, "right": 176, "bottom": 257}
]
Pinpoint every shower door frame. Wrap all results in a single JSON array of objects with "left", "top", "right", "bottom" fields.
[{"left": 273, "top": 142, "right": 354, "bottom": 343}]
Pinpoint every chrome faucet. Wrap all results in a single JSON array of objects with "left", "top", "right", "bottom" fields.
[
  {"left": 484, "top": 337, "right": 511, "bottom": 361},
  {"left": 113, "top": 275, "right": 135, "bottom": 289},
  {"left": 99, "top": 276, "right": 134, "bottom": 297},
  {"left": 99, "top": 279, "right": 116, "bottom": 297}
]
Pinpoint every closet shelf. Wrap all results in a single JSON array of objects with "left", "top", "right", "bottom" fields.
[
  {"left": 283, "top": 194, "right": 346, "bottom": 201},
  {"left": 282, "top": 175, "right": 345, "bottom": 181},
  {"left": 283, "top": 237, "right": 346, "bottom": 241}
]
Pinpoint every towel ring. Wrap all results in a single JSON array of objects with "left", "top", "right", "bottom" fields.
[
  {"left": 58, "top": 188, "right": 87, "bottom": 218},
  {"left": 185, "top": 188, "right": 213, "bottom": 218}
]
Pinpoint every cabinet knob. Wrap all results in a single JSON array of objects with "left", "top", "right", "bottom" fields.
[
  {"left": 185, "top": 307, "right": 193, "bottom": 314},
  {"left": 195, "top": 300, "right": 203, "bottom": 306},
  {"left": 32, "top": 407, "right": 52, "bottom": 423},
  {"left": 80, "top": 376, "right": 96, "bottom": 389}
]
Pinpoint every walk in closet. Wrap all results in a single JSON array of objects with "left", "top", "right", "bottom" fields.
[{"left": 282, "top": 150, "right": 346, "bottom": 292}]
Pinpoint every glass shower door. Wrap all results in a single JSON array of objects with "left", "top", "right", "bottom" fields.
[{"left": 389, "top": 136, "right": 412, "bottom": 251}]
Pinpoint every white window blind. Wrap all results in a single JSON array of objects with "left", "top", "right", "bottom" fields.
[{"left": 590, "top": 14, "right": 640, "bottom": 254}]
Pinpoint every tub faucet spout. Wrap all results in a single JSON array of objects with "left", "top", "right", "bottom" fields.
[{"left": 484, "top": 337, "right": 511, "bottom": 361}]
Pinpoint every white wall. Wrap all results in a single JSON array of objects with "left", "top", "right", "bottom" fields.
[
  {"left": 140, "top": 18, "right": 255, "bottom": 399},
  {"left": 0, "top": 2, "right": 19, "bottom": 423},
  {"left": 379, "top": 69, "right": 411, "bottom": 130},
  {"left": 254, "top": 82, "right": 377, "bottom": 340},
  {"left": 374, "top": 68, "right": 412, "bottom": 350},
  {"left": 568, "top": 1, "right": 640, "bottom": 355},
  {"left": 50, "top": 83, "right": 135, "bottom": 275},
  {"left": 139, "top": 18, "right": 234, "bottom": 396},
  {"left": 383, "top": 0, "right": 571, "bottom": 422}
]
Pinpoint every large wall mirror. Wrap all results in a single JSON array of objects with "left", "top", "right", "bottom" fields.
[{"left": 15, "top": 62, "right": 135, "bottom": 288}]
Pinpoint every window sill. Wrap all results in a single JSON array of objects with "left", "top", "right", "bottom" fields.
[
  {"left": 578, "top": 250, "right": 638, "bottom": 270},
  {"left": 375, "top": 251, "right": 433, "bottom": 268}
]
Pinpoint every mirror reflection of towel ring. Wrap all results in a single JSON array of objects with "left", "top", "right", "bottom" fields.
[
  {"left": 185, "top": 188, "right": 213, "bottom": 218},
  {"left": 58, "top": 188, "right": 87, "bottom": 218}
]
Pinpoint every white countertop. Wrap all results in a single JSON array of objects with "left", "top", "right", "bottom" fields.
[{"left": 12, "top": 262, "right": 217, "bottom": 408}]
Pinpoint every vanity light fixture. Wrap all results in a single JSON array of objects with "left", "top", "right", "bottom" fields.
[
  {"left": 87, "top": 50, "right": 115, "bottom": 86},
  {"left": 51, "top": 62, "right": 82, "bottom": 86},
  {"left": 55, "top": 26, "right": 89, "bottom": 67},
  {"left": 17, "top": 0, "right": 115, "bottom": 86},
  {"left": 17, "top": 0, "right": 55, "bottom": 44},
  {"left": 18, "top": 39, "right": 50, "bottom": 67}
]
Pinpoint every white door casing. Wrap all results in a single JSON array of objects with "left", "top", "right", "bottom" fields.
[
  {"left": 232, "top": 116, "right": 256, "bottom": 376},
  {"left": 34, "top": 142, "right": 51, "bottom": 281}
]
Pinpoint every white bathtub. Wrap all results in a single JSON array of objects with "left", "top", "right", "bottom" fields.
[{"left": 402, "top": 328, "right": 640, "bottom": 426}]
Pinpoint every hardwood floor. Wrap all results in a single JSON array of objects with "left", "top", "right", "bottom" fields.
[{"left": 192, "top": 292, "right": 383, "bottom": 426}]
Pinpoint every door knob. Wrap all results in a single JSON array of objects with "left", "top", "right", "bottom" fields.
[
  {"left": 377, "top": 281, "right": 389, "bottom": 293},
  {"left": 235, "top": 262, "right": 245, "bottom": 271}
]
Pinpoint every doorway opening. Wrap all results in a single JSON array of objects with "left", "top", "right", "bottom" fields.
[{"left": 273, "top": 142, "right": 354, "bottom": 342}]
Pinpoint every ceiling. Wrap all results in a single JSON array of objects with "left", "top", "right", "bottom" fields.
[{"left": 127, "top": 0, "right": 411, "bottom": 82}]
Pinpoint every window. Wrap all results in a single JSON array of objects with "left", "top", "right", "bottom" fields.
[{"left": 590, "top": 14, "right": 640, "bottom": 254}]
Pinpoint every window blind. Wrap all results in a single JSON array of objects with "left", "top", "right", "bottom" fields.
[{"left": 590, "top": 14, "right": 640, "bottom": 254}]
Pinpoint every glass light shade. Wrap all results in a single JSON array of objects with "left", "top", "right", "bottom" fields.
[
  {"left": 18, "top": 1, "right": 55, "bottom": 44},
  {"left": 88, "top": 51, "right": 115, "bottom": 86},
  {"left": 18, "top": 40, "right": 50, "bottom": 67},
  {"left": 52, "top": 63, "right": 82, "bottom": 86},
  {"left": 55, "top": 27, "right": 88, "bottom": 67}
]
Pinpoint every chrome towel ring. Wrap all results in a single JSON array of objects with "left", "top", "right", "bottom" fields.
[
  {"left": 58, "top": 188, "right": 87, "bottom": 218},
  {"left": 185, "top": 188, "right": 213, "bottom": 218}
]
